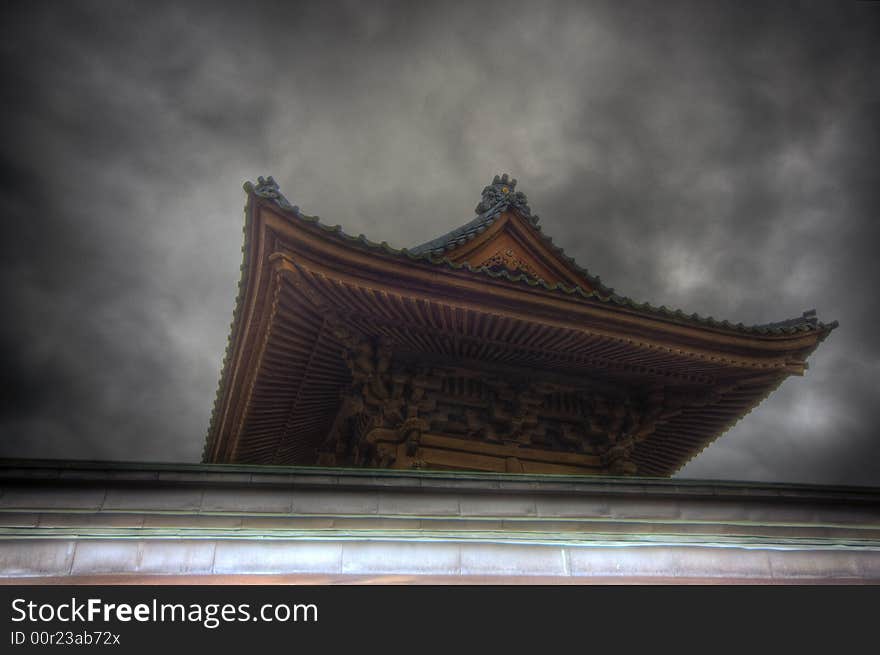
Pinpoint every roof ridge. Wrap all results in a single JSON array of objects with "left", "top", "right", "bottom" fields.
[
  {"left": 246, "top": 175, "right": 838, "bottom": 337},
  {"left": 410, "top": 173, "right": 614, "bottom": 295}
]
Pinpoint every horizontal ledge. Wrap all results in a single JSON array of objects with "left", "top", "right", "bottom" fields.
[
  {"left": 2, "top": 459, "right": 878, "bottom": 502},
  {"left": 1, "top": 539, "right": 878, "bottom": 581},
  {"left": 1, "top": 529, "right": 879, "bottom": 551},
  {"left": 1, "top": 508, "right": 878, "bottom": 533},
  {"left": 2, "top": 573, "right": 871, "bottom": 585}
]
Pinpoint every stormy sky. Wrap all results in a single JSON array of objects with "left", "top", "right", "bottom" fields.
[{"left": 0, "top": 1, "right": 877, "bottom": 486}]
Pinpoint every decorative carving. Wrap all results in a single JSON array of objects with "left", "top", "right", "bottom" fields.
[
  {"left": 253, "top": 175, "right": 302, "bottom": 214},
  {"left": 475, "top": 173, "right": 534, "bottom": 218},
  {"left": 480, "top": 248, "right": 545, "bottom": 282},
  {"left": 318, "top": 329, "right": 441, "bottom": 468},
  {"left": 317, "top": 336, "right": 733, "bottom": 474},
  {"left": 253, "top": 175, "right": 282, "bottom": 199}
]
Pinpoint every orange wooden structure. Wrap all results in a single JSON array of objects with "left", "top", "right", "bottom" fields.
[{"left": 203, "top": 175, "right": 836, "bottom": 475}]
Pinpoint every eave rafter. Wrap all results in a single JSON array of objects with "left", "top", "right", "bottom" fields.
[{"left": 267, "top": 245, "right": 823, "bottom": 374}]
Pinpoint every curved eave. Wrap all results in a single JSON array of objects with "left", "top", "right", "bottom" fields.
[
  {"left": 203, "top": 187, "right": 261, "bottom": 462},
  {"left": 250, "top": 187, "right": 838, "bottom": 341},
  {"left": 637, "top": 376, "right": 790, "bottom": 477}
]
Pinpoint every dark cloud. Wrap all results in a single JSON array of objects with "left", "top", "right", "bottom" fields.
[{"left": 0, "top": 0, "right": 877, "bottom": 485}]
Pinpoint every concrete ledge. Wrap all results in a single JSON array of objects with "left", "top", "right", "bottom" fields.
[
  {"left": 2, "top": 459, "right": 878, "bottom": 502},
  {"left": 1, "top": 539, "right": 879, "bottom": 582},
  {"left": 1, "top": 460, "right": 879, "bottom": 582}
]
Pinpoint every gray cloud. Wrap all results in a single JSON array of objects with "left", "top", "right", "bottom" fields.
[{"left": 1, "top": 0, "right": 877, "bottom": 485}]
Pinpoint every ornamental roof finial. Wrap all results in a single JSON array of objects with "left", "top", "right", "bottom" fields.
[
  {"left": 475, "top": 173, "right": 532, "bottom": 218},
  {"left": 254, "top": 175, "right": 281, "bottom": 198},
  {"left": 252, "top": 175, "right": 301, "bottom": 214}
]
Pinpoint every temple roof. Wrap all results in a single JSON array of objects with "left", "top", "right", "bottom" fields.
[
  {"left": 248, "top": 174, "right": 838, "bottom": 338},
  {"left": 204, "top": 174, "right": 840, "bottom": 472}
]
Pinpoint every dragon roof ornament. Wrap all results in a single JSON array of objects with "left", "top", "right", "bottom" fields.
[
  {"left": 253, "top": 175, "right": 302, "bottom": 215},
  {"left": 475, "top": 173, "right": 536, "bottom": 223}
]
